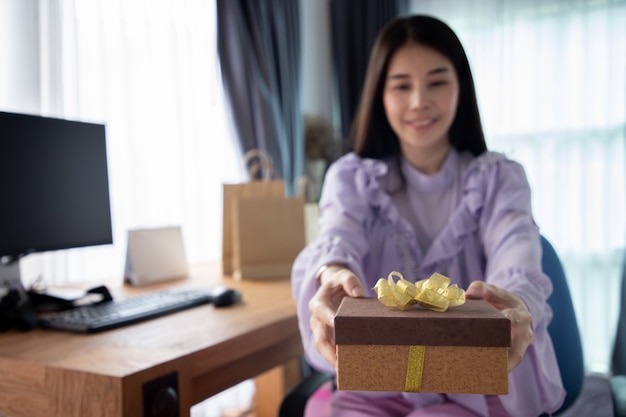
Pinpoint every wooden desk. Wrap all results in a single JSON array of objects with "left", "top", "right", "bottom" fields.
[{"left": 0, "top": 263, "right": 303, "bottom": 417}]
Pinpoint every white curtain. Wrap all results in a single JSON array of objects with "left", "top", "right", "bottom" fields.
[
  {"left": 410, "top": 0, "right": 626, "bottom": 373},
  {"left": 20, "top": 0, "right": 244, "bottom": 286}
]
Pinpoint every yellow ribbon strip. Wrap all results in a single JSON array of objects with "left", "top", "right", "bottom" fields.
[
  {"left": 373, "top": 271, "right": 466, "bottom": 312},
  {"left": 405, "top": 345, "right": 426, "bottom": 392}
]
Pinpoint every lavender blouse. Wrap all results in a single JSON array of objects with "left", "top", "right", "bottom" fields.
[{"left": 291, "top": 149, "right": 566, "bottom": 417}]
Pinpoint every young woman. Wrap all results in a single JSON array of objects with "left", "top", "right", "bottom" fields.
[{"left": 291, "top": 15, "right": 565, "bottom": 417}]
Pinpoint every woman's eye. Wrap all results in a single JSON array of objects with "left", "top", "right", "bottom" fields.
[
  {"left": 392, "top": 84, "right": 411, "bottom": 91},
  {"left": 430, "top": 80, "right": 448, "bottom": 87}
]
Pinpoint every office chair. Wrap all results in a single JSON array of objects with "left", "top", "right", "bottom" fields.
[
  {"left": 279, "top": 235, "right": 585, "bottom": 417},
  {"left": 611, "top": 249, "right": 626, "bottom": 417},
  {"left": 540, "top": 235, "right": 584, "bottom": 414}
]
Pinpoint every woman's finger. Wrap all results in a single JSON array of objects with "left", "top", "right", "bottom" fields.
[
  {"left": 319, "top": 266, "right": 365, "bottom": 298},
  {"left": 503, "top": 307, "right": 534, "bottom": 371},
  {"left": 310, "top": 314, "right": 338, "bottom": 368},
  {"left": 308, "top": 266, "right": 365, "bottom": 368},
  {"left": 466, "top": 281, "right": 534, "bottom": 372},
  {"left": 309, "top": 289, "right": 339, "bottom": 326},
  {"left": 466, "top": 281, "right": 525, "bottom": 310}
]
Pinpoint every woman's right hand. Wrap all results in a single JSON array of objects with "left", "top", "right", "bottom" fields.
[{"left": 308, "top": 265, "right": 365, "bottom": 369}]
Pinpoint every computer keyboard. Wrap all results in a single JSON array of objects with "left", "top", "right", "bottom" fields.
[{"left": 38, "top": 287, "right": 214, "bottom": 333}]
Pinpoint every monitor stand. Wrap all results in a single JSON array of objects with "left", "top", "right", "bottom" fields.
[
  {"left": 0, "top": 257, "right": 39, "bottom": 331},
  {"left": 0, "top": 258, "right": 22, "bottom": 289}
]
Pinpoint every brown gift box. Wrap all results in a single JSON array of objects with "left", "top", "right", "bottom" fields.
[{"left": 334, "top": 297, "right": 510, "bottom": 394}]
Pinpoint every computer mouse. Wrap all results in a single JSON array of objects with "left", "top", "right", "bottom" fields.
[{"left": 210, "top": 286, "right": 242, "bottom": 307}]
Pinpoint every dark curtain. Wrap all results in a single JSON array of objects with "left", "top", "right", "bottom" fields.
[
  {"left": 331, "top": 0, "right": 409, "bottom": 140},
  {"left": 217, "top": 0, "right": 302, "bottom": 195}
]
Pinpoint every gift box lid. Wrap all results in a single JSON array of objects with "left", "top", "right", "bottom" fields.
[{"left": 334, "top": 297, "right": 510, "bottom": 347}]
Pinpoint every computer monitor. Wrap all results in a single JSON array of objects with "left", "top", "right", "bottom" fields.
[{"left": 0, "top": 111, "right": 113, "bottom": 287}]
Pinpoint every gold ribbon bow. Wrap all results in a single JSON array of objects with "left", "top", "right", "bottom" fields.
[
  {"left": 373, "top": 271, "right": 465, "bottom": 312},
  {"left": 372, "top": 271, "right": 466, "bottom": 391}
]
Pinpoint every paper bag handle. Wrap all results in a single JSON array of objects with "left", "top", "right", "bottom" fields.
[{"left": 244, "top": 149, "right": 276, "bottom": 181}]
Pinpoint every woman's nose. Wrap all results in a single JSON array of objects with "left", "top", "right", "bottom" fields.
[{"left": 409, "top": 88, "right": 428, "bottom": 109}]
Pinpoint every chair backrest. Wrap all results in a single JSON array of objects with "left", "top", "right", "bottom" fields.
[
  {"left": 541, "top": 235, "right": 585, "bottom": 414},
  {"left": 611, "top": 252, "right": 626, "bottom": 375}
]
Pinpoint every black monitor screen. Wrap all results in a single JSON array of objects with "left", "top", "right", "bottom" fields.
[{"left": 0, "top": 111, "right": 113, "bottom": 258}]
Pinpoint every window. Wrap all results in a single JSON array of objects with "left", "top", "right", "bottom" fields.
[
  {"left": 11, "top": 0, "right": 244, "bottom": 286},
  {"left": 411, "top": 0, "right": 626, "bottom": 373}
]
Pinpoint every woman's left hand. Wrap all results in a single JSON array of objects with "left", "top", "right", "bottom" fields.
[{"left": 465, "top": 281, "right": 534, "bottom": 372}]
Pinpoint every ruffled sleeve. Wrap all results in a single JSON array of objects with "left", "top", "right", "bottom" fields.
[
  {"left": 469, "top": 153, "right": 566, "bottom": 416},
  {"left": 290, "top": 153, "right": 389, "bottom": 374}
]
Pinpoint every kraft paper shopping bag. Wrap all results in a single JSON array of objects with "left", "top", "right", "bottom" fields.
[
  {"left": 222, "top": 149, "right": 306, "bottom": 279},
  {"left": 221, "top": 179, "right": 285, "bottom": 274},
  {"left": 231, "top": 196, "right": 305, "bottom": 280}
]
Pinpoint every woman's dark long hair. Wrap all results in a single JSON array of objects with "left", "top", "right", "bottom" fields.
[{"left": 351, "top": 15, "right": 487, "bottom": 159}]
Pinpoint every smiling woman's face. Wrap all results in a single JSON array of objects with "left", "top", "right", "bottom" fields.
[{"left": 383, "top": 42, "right": 459, "bottom": 173}]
